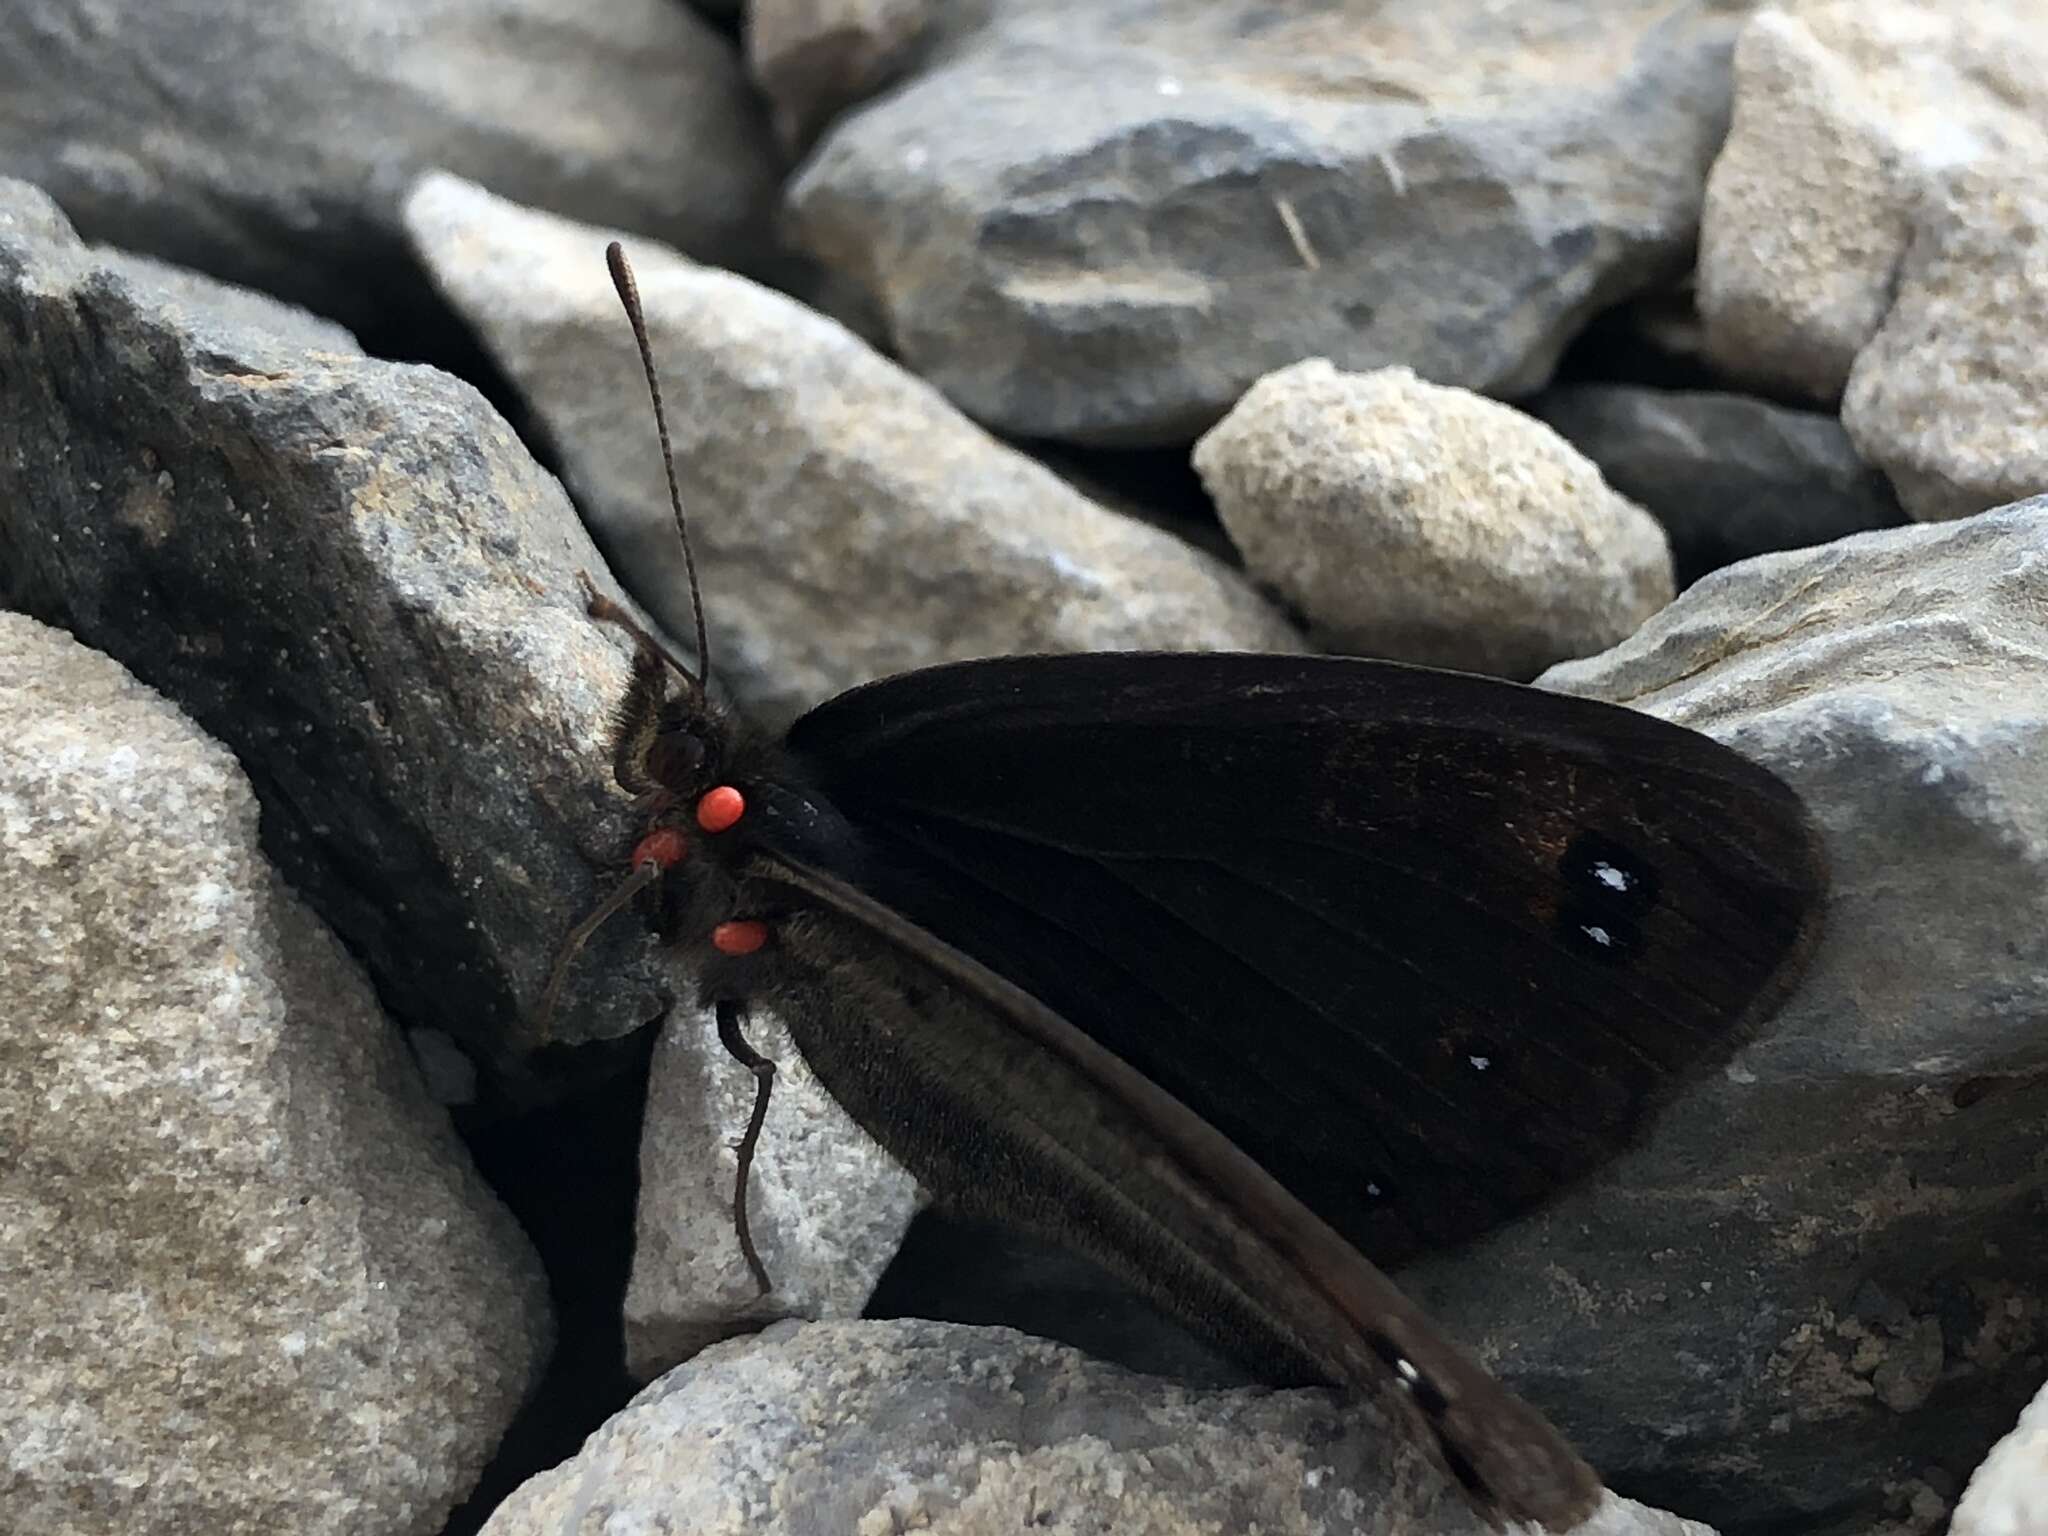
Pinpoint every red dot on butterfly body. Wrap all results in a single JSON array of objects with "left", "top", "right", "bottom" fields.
[
  {"left": 697, "top": 785, "right": 746, "bottom": 833},
  {"left": 712, "top": 920, "right": 769, "bottom": 956},
  {"left": 631, "top": 827, "right": 689, "bottom": 870}
]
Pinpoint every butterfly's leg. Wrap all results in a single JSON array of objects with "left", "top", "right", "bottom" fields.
[{"left": 715, "top": 998, "right": 777, "bottom": 1296}]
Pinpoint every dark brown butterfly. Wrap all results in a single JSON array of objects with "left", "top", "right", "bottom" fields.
[{"left": 544, "top": 243, "right": 1826, "bottom": 1529}]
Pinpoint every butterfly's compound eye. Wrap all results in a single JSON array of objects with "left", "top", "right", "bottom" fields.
[
  {"left": 631, "top": 826, "right": 689, "bottom": 871},
  {"left": 647, "top": 727, "right": 708, "bottom": 787}
]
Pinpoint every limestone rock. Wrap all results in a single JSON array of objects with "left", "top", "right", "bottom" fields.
[
  {"left": 0, "top": 0, "right": 779, "bottom": 336},
  {"left": 1425, "top": 497, "right": 2048, "bottom": 1526},
  {"left": 478, "top": 1319, "right": 1711, "bottom": 1536},
  {"left": 624, "top": 1005, "right": 922, "bottom": 1380},
  {"left": 1841, "top": 157, "right": 2048, "bottom": 521},
  {"left": 747, "top": 0, "right": 935, "bottom": 151},
  {"left": 403, "top": 172, "right": 1300, "bottom": 729},
  {"left": 1195, "top": 360, "right": 1673, "bottom": 677},
  {"left": 785, "top": 0, "right": 1750, "bottom": 445},
  {"left": 0, "top": 176, "right": 668, "bottom": 1060},
  {"left": 0, "top": 613, "right": 550, "bottom": 1536},
  {"left": 1697, "top": 1, "right": 2048, "bottom": 404},
  {"left": 1531, "top": 383, "right": 1904, "bottom": 585}
]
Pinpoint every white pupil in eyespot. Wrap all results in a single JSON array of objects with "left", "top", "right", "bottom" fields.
[
  {"left": 1583, "top": 924, "right": 1614, "bottom": 947},
  {"left": 1592, "top": 860, "right": 1631, "bottom": 892},
  {"left": 1469, "top": 1055, "right": 1490, "bottom": 1071}
]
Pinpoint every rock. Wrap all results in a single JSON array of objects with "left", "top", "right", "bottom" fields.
[
  {"left": 0, "top": 0, "right": 779, "bottom": 337},
  {"left": 403, "top": 172, "right": 1300, "bottom": 729},
  {"left": 477, "top": 1319, "right": 1710, "bottom": 1536},
  {"left": 747, "top": 0, "right": 935, "bottom": 151},
  {"left": 624, "top": 1004, "right": 921, "bottom": 1380},
  {"left": 1697, "top": 1, "right": 2048, "bottom": 404},
  {"left": 1194, "top": 360, "right": 1674, "bottom": 678},
  {"left": 0, "top": 177, "right": 670, "bottom": 1061},
  {"left": 0, "top": 613, "right": 550, "bottom": 1536},
  {"left": 1402, "top": 498, "right": 2048, "bottom": 1528},
  {"left": 1954, "top": 1378, "right": 2048, "bottom": 1536},
  {"left": 1841, "top": 157, "right": 2048, "bottom": 521},
  {"left": 1530, "top": 383, "right": 1905, "bottom": 586},
  {"left": 784, "top": 0, "right": 1751, "bottom": 446}
]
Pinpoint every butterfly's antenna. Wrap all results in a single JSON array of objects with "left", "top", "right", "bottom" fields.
[
  {"left": 606, "top": 240, "right": 711, "bottom": 699},
  {"left": 532, "top": 858, "right": 666, "bottom": 1040}
]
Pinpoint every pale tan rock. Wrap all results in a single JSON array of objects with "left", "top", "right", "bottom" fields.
[
  {"left": 1842, "top": 156, "right": 2048, "bottom": 520},
  {"left": 1194, "top": 360, "right": 1673, "bottom": 678},
  {"left": 0, "top": 614, "right": 551, "bottom": 1536},
  {"left": 1698, "top": 0, "right": 2048, "bottom": 402},
  {"left": 748, "top": 0, "right": 934, "bottom": 149}
]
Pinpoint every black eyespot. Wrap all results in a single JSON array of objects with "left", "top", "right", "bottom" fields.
[{"left": 1557, "top": 832, "right": 1656, "bottom": 962}]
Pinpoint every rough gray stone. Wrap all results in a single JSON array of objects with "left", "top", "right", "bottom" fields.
[
  {"left": 1841, "top": 156, "right": 2048, "bottom": 521},
  {"left": 479, "top": 1319, "right": 1710, "bottom": 1536},
  {"left": 1697, "top": 1, "right": 2048, "bottom": 403},
  {"left": 1405, "top": 499, "right": 2048, "bottom": 1528},
  {"left": 1530, "top": 383, "right": 1905, "bottom": 586},
  {"left": 1194, "top": 360, "right": 1674, "bottom": 678},
  {"left": 403, "top": 172, "right": 1300, "bottom": 729},
  {"left": 0, "top": 0, "right": 780, "bottom": 335},
  {"left": 624, "top": 1003, "right": 922, "bottom": 1381},
  {"left": 1953, "top": 1377, "right": 2048, "bottom": 1536},
  {"left": 0, "top": 178, "right": 670, "bottom": 1061},
  {"left": 785, "top": 0, "right": 1750, "bottom": 446},
  {"left": 748, "top": 0, "right": 935, "bottom": 151},
  {"left": 0, "top": 613, "right": 551, "bottom": 1536}
]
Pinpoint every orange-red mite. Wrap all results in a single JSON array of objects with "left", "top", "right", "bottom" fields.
[
  {"left": 712, "top": 920, "right": 769, "bottom": 956},
  {"left": 696, "top": 785, "right": 746, "bottom": 834},
  {"left": 631, "top": 827, "right": 689, "bottom": 870}
]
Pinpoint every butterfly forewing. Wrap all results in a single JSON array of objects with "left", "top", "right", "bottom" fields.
[{"left": 779, "top": 652, "right": 1824, "bottom": 1270}]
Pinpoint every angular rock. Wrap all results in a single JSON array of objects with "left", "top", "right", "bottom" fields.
[
  {"left": 0, "top": 178, "right": 668, "bottom": 1061},
  {"left": 747, "top": 0, "right": 935, "bottom": 151},
  {"left": 1194, "top": 360, "right": 1674, "bottom": 678},
  {"left": 1531, "top": 383, "right": 1905, "bottom": 585},
  {"left": 403, "top": 172, "right": 1299, "bottom": 729},
  {"left": 785, "top": 0, "right": 1750, "bottom": 446},
  {"left": 0, "top": 0, "right": 779, "bottom": 336},
  {"left": 0, "top": 613, "right": 550, "bottom": 1536},
  {"left": 1697, "top": 1, "right": 2048, "bottom": 403},
  {"left": 1954, "top": 1377, "right": 2048, "bottom": 1536},
  {"left": 1841, "top": 157, "right": 2048, "bottom": 521},
  {"left": 478, "top": 1319, "right": 1709, "bottom": 1536},
  {"left": 624, "top": 1004, "right": 921, "bottom": 1380},
  {"left": 1407, "top": 499, "right": 2048, "bottom": 1528}
]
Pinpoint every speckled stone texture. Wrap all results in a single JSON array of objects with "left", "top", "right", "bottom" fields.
[
  {"left": 1194, "top": 360, "right": 1673, "bottom": 678},
  {"left": 0, "top": 612, "right": 551, "bottom": 1535}
]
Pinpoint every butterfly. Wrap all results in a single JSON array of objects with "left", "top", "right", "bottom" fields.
[{"left": 542, "top": 243, "right": 1827, "bottom": 1529}]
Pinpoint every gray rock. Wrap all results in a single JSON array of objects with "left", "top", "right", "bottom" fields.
[
  {"left": 0, "top": 179, "right": 671, "bottom": 1061},
  {"left": 479, "top": 1319, "right": 1711, "bottom": 1536},
  {"left": 0, "top": 0, "right": 779, "bottom": 335},
  {"left": 1194, "top": 360, "right": 1674, "bottom": 678},
  {"left": 747, "top": 0, "right": 935, "bottom": 151},
  {"left": 1530, "top": 383, "right": 1905, "bottom": 585},
  {"left": 1954, "top": 1377, "right": 2048, "bottom": 1536},
  {"left": 1408, "top": 499, "right": 2048, "bottom": 1528},
  {"left": 785, "top": 0, "right": 1750, "bottom": 446},
  {"left": 1697, "top": 1, "right": 2048, "bottom": 403},
  {"left": 0, "top": 613, "right": 550, "bottom": 1536},
  {"left": 624, "top": 1003, "right": 922, "bottom": 1381},
  {"left": 403, "top": 172, "right": 1300, "bottom": 729},
  {"left": 1841, "top": 156, "right": 2048, "bottom": 521}
]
